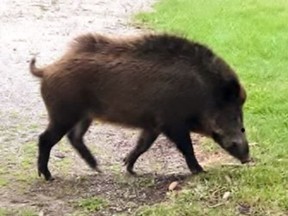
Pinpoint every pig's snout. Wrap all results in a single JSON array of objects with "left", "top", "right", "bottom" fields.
[{"left": 240, "top": 156, "right": 251, "bottom": 164}]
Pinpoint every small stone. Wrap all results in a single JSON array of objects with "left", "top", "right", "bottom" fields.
[{"left": 54, "top": 152, "right": 65, "bottom": 159}]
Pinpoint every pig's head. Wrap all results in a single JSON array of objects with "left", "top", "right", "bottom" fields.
[{"left": 209, "top": 78, "right": 250, "bottom": 163}]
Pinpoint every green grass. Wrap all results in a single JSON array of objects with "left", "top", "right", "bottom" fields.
[
  {"left": 76, "top": 197, "right": 108, "bottom": 213},
  {"left": 0, "top": 208, "right": 37, "bottom": 216},
  {"left": 136, "top": 0, "right": 288, "bottom": 215}
]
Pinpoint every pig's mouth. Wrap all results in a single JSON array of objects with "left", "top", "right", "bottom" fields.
[{"left": 240, "top": 157, "right": 252, "bottom": 164}]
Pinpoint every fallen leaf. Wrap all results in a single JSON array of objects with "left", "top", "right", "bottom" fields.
[
  {"left": 224, "top": 175, "right": 232, "bottom": 184},
  {"left": 168, "top": 181, "right": 179, "bottom": 191},
  {"left": 223, "top": 191, "right": 231, "bottom": 201},
  {"left": 237, "top": 203, "right": 251, "bottom": 215}
]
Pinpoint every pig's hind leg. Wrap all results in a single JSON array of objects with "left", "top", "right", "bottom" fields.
[
  {"left": 38, "top": 121, "right": 76, "bottom": 181},
  {"left": 67, "top": 118, "right": 101, "bottom": 173}
]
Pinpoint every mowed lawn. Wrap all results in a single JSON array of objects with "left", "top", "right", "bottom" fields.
[{"left": 136, "top": 0, "right": 288, "bottom": 215}]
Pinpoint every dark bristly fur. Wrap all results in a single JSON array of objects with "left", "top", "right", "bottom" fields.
[{"left": 30, "top": 33, "right": 250, "bottom": 181}]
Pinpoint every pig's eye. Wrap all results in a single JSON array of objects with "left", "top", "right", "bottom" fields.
[{"left": 241, "top": 128, "right": 245, "bottom": 133}]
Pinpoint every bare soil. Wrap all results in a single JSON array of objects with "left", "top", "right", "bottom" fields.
[{"left": 0, "top": 1, "right": 231, "bottom": 215}]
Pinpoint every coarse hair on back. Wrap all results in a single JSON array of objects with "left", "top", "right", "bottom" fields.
[{"left": 69, "top": 33, "right": 215, "bottom": 62}]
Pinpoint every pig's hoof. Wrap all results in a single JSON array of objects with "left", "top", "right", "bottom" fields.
[
  {"left": 127, "top": 170, "right": 137, "bottom": 176},
  {"left": 40, "top": 172, "right": 54, "bottom": 181},
  {"left": 43, "top": 172, "right": 54, "bottom": 181},
  {"left": 38, "top": 167, "right": 53, "bottom": 181},
  {"left": 191, "top": 167, "right": 205, "bottom": 175},
  {"left": 126, "top": 167, "right": 137, "bottom": 176},
  {"left": 94, "top": 167, "right": 103, "bottom": 174},
  {"left": 123, "top": 157, "right": 137, "bottom": 176},
  {"left": 46, "top": 176, "right": 55, "bottom": 181}
]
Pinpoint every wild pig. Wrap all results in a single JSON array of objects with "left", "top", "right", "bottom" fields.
[{"left": 29, "top": 33, "right": 250, "bottom": 181}]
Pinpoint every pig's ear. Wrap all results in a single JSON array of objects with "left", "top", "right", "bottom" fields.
[{"left": 222, "top": 79, "right": 241, "bottom": 102}]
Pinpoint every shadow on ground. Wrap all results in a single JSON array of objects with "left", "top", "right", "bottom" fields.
[{"left": 28, "top": 172, "right": 191, "bottom": 215}]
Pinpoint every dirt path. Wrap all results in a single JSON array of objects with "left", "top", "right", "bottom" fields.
[{"left": 0, "top": 1, "right": 231, "bottom": 215}]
